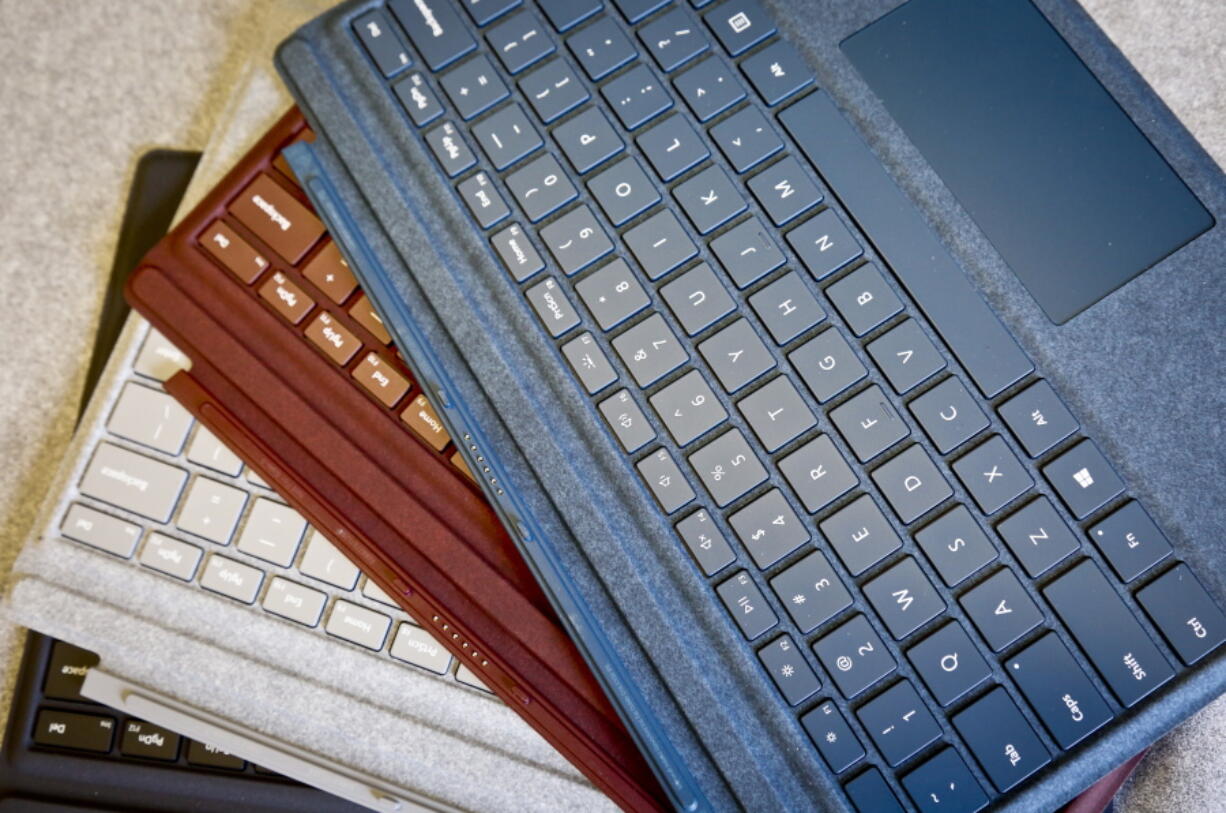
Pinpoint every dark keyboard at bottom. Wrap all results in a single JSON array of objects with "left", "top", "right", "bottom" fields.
[{"left": 348, "top": 0, "right": 1226, "bottom": 808}]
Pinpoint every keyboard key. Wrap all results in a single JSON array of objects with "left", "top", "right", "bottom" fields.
[
  {"left": 864, "top": 557, "right": 944, "bottom": 639},
  {"left": 259, "top": 271, "right": 314, "bottom": 324},
  {"left": 636, "top": 448, "right": 695, "bottom": 513},
  {"left": 753, "top": 275, "right": 826, "bottom": 340},
  {"left": 352, "top": 352, "right": 411, "bottom": 407},
  {"left": 1089, "top": 501, "right": 1173, "bottom": 582},
  {"left": 844, "top": 769, "right": 904, "bottom": 813},
  {"left": 636, "top": 115, "right": 709, "bottom": 182},
  {"left": 802, "top": 701, "right": 864, "bottom": 773},
  {"left": 491, "top": 223, "right": 545, "bottom": 281},
  {"left": 1137, "top": 563, "right": 1226, "bottom": 665},
  {"left": 236, "top": 498, "right": 307, "bottom": 568},
  {"left": 858, "top": 681, "right": 941, "bottom": 766},
  {"left": 741, "top": 39, "right": 813, "bottom": 105},
  {"left": 649, "top": 369, "right": 726, "bottom": 446},
  {"left": 779, "top": 435, "right": 857, "bottom": 513},
  {"left": 675, "top": 508, "right": 735, "bottom": 575},
  {"left": 660, "top": 262, "right": 735, "bottom": 336},
  {"left": 459, "top": 0, "right": 520, "bottom": 26},
  {"left": 457, "top": 172, "right": 511, "bottom": 228},
  {"left": 230, "top": 174, "right": 324, "bottom": 265},
  {"left": 562, "top": 332, "right": 617, "bottom": 393},
  {"left": 392, "top": 72, "right": 444, "bottom": 126},
  {"left": 576, "top": 258, "right": 650, "bottom": 330},
  {"left": 61, "top": 503, "right": 140, "bottom": 559},
  {"left": 825, "top": 263, "right": 902, "bottom": 337},
  {"left": 440, "top": 54, "right": 508, "bottom": 119},
  {"left": 199, "top": 220, "right": 268, "bottom": 284},
  {"left": 525, "top": 277, "right": 581, "bottom": 337},
  {"left": 673, "top": 165, "right": 745, "bottom": 234},
  {"left": 612, "top": 0, "right": 667, "bottom": 24},
  {"left": 44, "top": 640, "right": 99, "bottom": 702},
  {"left": 176, "top": 477, "right": 247, "bottom": 545},
  {"left": 602, "top": 64, "right": 674, "bottom": 129},
  {"left": 298, "top": 530, "right": 360, "bottom": 590},
  {"left": 907, "top": 621, "right": 991, "bottom": 706},
  {"left": 362, "top": 577, "right": 398, "bottom": 607},
  {"left": 186, "top": 427, "right": 249, "bottom": 479},
  {"left": 187, "top": 741, "right": 245, "bottom": 770},
  {"left": 953, "top": 687, "right": 1050, "bottom": 792},
  {"left": 640, "top": 7, "right": 708, "bottom": 71},
  {"left": 612, "top": 313, "right": 687, "bottom": 386},
  {"left": 350, "top": 294, "right": 392, "bottom": 343},
  {"left": 867, "top": 319, "right": 945, "bottom": 394},
  {"left": 425, "top": 121, "right": 478, "bottom": 178},
  {"left": 1043, "top": 439, "right": 1124, "bottom": 520},
  {"left": 698, "top": 318, "right": 775, "bottom": 393},
  {"left": 781, "top": 91, "right": 1034, "bottom": 397},
  {"left": 306, "top": 311, "right": 362, "bottom": 366},
  {"left": 830, "top": 385, "right": 909, "bottom": 463},
  {"left": 997, "top": 497, "right": 1079, "bottom": 577},
  {"left": 388, "top": 0, "right": 475, "bottom": 70},
  {"left": 820, "top": 494, "right": 902, "bottom": 576},
  {"left": 914, "top": 505, "right": 997, "bottom": 587},
  {"left": 472, "top": 104, "right": 541, "bottom": 169},
  {"left": 139, "top": 533, "right": 204, "bottom": 581},
  {"left": 689, "top": 428, "right": 767, "bottom": 507},
  {"left": 80, "top": 443, "right": 186, "bottom": 523},
  {"left": 710, "top": 107, "right": 782, "bottom": 173},
  {"left": 997, "top": 380, "right": 1078, "bottom": 457},
  {"left": 709, "top": 216, "right": 785, "bottom": 288},
  {"left": 1006, "top": 633, "right": 1112, "bottom": 749},
  {"left": 540, "top": 205, "right": 612, "bottom": 274},
  {"left": 960, "top": 568, "right": 1042, "bottom": 651},
  {"left": 747, "top": 156, "right": 821, "bottom": 226},
  {"left": 788, "top": 211, "right": 864, "bottom": 283},
  {"left": 814, "top": 615, "right": 896, "bottom": 698},
  {"left": 789, "top": 328, "right": 866, "bottom": 403},
  {"left": 456, "top": 664, "right": 494, "bottom": 692},
  {"left": 326, "top": 599, "right": 392, "bottom": 650},
  {"left": 871, "top": 445, "right": 951, "bottom": 524},
  {"left": 33, "top": 709, "right": 114, "bottom": 753},
  {"left": 262, "top": 576, "right": 327, "bottom": 627},
  {"left": 587, "top": 157, "right": 660, "bottom": 226},
  {"left": 200, "top": 554, "right": 264, "bottom": 604},
  {"left": 353, "top": 10, "right": 413, "bottom": 77},
  {"left": 598, "top": 389, "right": 656, "bottom": 452},
  {"left": 675, "top": 57, "right": 745, "bottom": 121},
  {"left": 703, "top": 0, "right": 774, "bottom": 55},
  {"left": 119, "top": 719, "right": 180, "bottom": 761},
  {"left": 716, "top": 570, "right": 777, "bottom": 640},
  {"left": 902, "top": 748, "right": 988, "bottom": 813},
  {"left": 486, "top": 12, "right": 554, "bottom": 74},
  {"left": 908, "top": 377, "right": 989, "bottom": 455},
  {"left": 133, "top": 328, "right": 189, "bottom": 382},
  {"left": 537, "top": 0, "right": 601, "bottom": 31},
  {"left": 505, "top": 152, "right": 576, "bottom": 220},
  {"left": 520, "top": 59, "right": 589, "bottom": 123},
  {"left": 758, "top": 635, "right": 820, "bottom": 705},
  {"left": 736, "top": 375, "right": 815, "bottom": 452},
  {"left": 107, "top": 382, "right": 193, "bottom": 455},
  {"left": 568, "top": 17, "right": 636, "bottom": 80},
  {"left": 770, "top": 550, "right": 851, "bottom": 633},
  {"left": 952, "top": 435, "right": 1032, "bottom": 515},
  {"left": 623, "top": 210, "right": 697, "bottom": 279},
  {"left": 391, "top": 622, "right": 455, "bottom": 673},
  {"left": 729, "top": 488, "right": 807, "bottom": 568}
]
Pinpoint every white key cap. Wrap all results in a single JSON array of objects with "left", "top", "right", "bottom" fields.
[
  {"left": 61, "top": 504, "right": 141, "bottom": 558},
  {"left": 245, "top": 468, "right": 271, "bottom": 489},
  {"left": 456, "top": 664, "right": 493, "bottom": 693},
  {"left": 133, "top": 328, "right": 190, "bottom": 382},
  {"left": 262, "top": 576, "right": 327, "bottom": 626},
  {"left": 186, "top": 427, "right": 244, "bottom": 477},
  {"left": 361, "top": 577, "right": 397, "bottom": 607},
  {"left": 325, "top": 600, "right": 391, "bottom": 650},
  {"left": 139, "top": 533, "right": 204, "bottom": 581},
  {"left": 79, "top": 443, "right": 187, "bottom": 522},
  {"left": 176, "top": 477, "right": 247, "bottom": 544},
  {"left": 390, "top": 623, "right": 454, "bottom": 674},
  {"left": 297, "top": 531, "right": 360, "bottom": 590},
  {"left": 107, "top": 382, "right": 194, "bottom": 455},
  {"left": 199, "top": 554, "right": 264, "bottom": 603},
  {"left": 236, "top": 499, "right": 306, "bottom": 567}
]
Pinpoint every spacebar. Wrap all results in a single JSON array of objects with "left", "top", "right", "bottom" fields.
[{"left": 780, "top": 91, "right": 1033, "bottom": 398}]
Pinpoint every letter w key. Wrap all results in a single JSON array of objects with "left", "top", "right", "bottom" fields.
[{"left": 748, "top": 156, "right": 821, "bottom": 225}]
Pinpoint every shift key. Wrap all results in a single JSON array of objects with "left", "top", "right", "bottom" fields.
[
  {"left": 230, "top": 173, "right": 324, "bottom": 264},
  {"left": 1044, "top": 560, "right": 1174, "bottom": 706}
]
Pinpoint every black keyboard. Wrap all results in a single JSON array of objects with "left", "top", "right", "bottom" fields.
[{"left": 348, "top": 1, "right": 1226, "bottom": 809}]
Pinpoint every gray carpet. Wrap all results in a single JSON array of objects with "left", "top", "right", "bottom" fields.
[{"left": 0, "top": 0, "right": 1220, "bottom": 809}]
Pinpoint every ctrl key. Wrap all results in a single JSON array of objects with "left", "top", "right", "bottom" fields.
[
  {"left": 33, "top": 709, "right": 115, "bottom": 753},
  {"left": 801, "top": 700, "right": 864, "bottom": 773},
  {"left": 902, "top": 747, "right": 988, "bottom": 813},
  {"left": 1138, "top": 563, "right": 1226, "bottom": 665}
]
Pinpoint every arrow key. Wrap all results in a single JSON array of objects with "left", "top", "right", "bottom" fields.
[{"left": 960, "top": 568, "right": 1043, "bottom": 651}]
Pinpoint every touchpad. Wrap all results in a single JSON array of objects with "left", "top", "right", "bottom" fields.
[{"left": 842, "top": 0, "right": 1213, "bottom": 324}]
